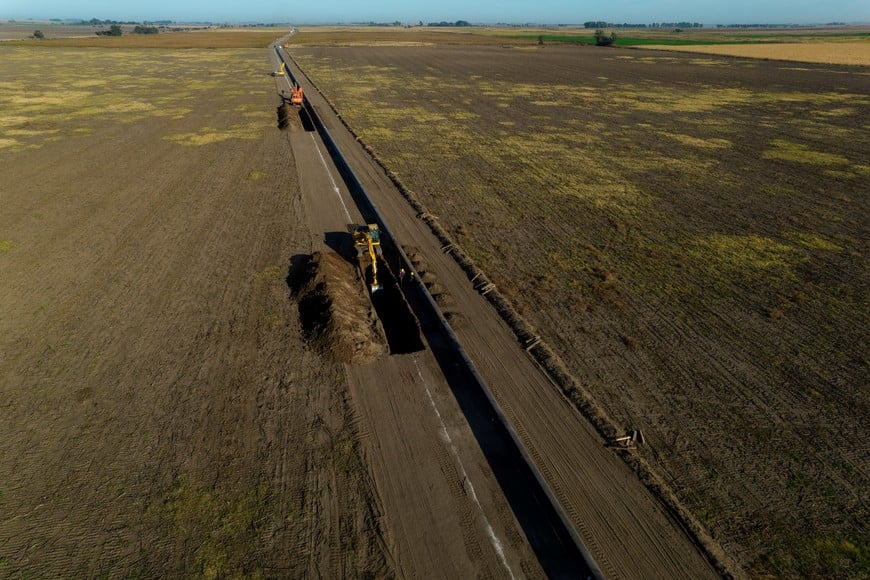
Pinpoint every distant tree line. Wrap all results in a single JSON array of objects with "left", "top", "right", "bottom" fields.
[
  {"left": 80, "top": 18, "right": 138, "bottom": 25},
  {"left": 230, "top": 23, "right": 288, "bottom": 27},
  {"left": 133, "top": 25, "right": 159, "bottom": 34},
  {"left": 427, "top": 20, "right": 472, "bottom": 27},
  {"left": 583, "top": 21, "right": 703, "bottom": 29},
  {"left": 362, "top": 21, "right": 406, "bottom": 27}
]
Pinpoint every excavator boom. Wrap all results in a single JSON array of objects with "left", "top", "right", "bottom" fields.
[{"left": 351, "top": 224, "right": 382, "bottom": 293}]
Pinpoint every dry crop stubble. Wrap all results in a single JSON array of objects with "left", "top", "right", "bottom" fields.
[
  {"left": 639, "top": 42, "right": 870, "bottom": 66},
  {"left": 0, "top": 48, "right": 256, "bottom": 150},
  {"left": 291, "top": 43, "right": 869, "bottom": 577}
]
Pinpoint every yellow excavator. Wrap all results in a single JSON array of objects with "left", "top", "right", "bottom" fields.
[
  {"left": 351, "top": 224, "right": 383, "bottom": 293},
  {"left": 270, "top": 61, "right": 285, "bottom": 77}
]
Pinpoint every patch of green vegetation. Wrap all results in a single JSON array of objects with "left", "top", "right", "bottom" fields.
[
  {"left": 691, "top": 234, "right": 804, "bottom": 283},
  {"left": 787, "top": 232, "right": 842, "bottom": 252},
  {"left": 152, "top": 474, "right": 269, "bottom": 578},
  {"left": 763, "top": 139, "right": 850, "bottom": 165},
  {"left": 613, "top": 86, "right": 751, "bottom": 113},
  {"left": 247, "top": 169, "right": 268, "bottom": 181},
  {"left": 0, "top": 47, "right": 265, "bottom": 150},
  {"left": 256, "top": 265, "right": 283, "bottom": 279},
  {"left": 815, "top": 106, "right": 857, "bottom": 118},
  {"left": 0, "top": 240, "right": 13, "bottom": 253},
  {"left": 763, "top": 531, "right": 869, "bottom": 579},
  {"left": 165, "top": 122, "right": 264, "bottom": 146},
  {"left": 660, "top": 132, "right": 732, "bottom": 149}
]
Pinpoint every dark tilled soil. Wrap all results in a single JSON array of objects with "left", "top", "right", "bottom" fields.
[
  {"left": 0, "top": 48, "right": 391, "bottom": 577},
  {"left": 290, "top": 43, "right": 869, "bottom": 578}
]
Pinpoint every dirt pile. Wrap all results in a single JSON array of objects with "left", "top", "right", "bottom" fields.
[
  {"left": 290, "top": 251, "right": 387, "bottom": 364},
  {"left": 277, "top": 103, "right": 298, "bottom": 131}
]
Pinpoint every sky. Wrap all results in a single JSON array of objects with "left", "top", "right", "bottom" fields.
[{"left": 2, "top": 0, "right": 869, "bottom": 26}]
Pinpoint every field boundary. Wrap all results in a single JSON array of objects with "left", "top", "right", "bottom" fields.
[{"left": 283, "top": 47, "right": 743, "bottom": 579}]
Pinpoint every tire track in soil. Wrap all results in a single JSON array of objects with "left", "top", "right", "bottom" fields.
[{"left": 413, "top": 355, "right": 515, "bottom": 578}]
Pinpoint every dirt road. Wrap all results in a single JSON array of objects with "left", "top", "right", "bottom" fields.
[
  {"left": 275, "top": 62, "right": 547, "bottom": 577},
  {"left": 281, "top": 48, "right": 723, "bottom": 579}
]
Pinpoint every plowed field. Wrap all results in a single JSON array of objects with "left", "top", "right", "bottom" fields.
[
  {"left": 0, "top": 47, "right": 391, "bottom": 577},
  {"left": 289, "top": 41, "right": 869, "bottom": 578}
]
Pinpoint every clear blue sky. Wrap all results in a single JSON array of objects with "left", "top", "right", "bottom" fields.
[{"left": 3, "top": 0, "right": 868, "bottom": 25}]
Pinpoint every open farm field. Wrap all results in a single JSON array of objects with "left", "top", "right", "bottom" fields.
[
  {"left": 0, "top": 22, "right": 101, "bottom": 40},
  {"left": 0, "top": 45, "right": 392, "bottom": 576},
  {"left": 638, "top": 42, "right": 870, "bottom": 66},
  {"left": 0, "top": 25, "right": 286, "bottom": 48},
  {"left": 290, "top": 40, "right": 869, "bottom": 577},
  {"left": 284, "top": 25, "right": 870, "bottom": 66}
]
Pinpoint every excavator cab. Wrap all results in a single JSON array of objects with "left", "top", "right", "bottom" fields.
[
  {"left": 351, "top": 224, "right": 383, "bottom": 294},
  {"left": 289, "top": 83, "right": 304, "bottom": 106}
]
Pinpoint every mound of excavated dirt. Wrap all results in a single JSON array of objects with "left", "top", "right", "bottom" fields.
[
  {"left": 276, "top": 103, "right": 303, "bottom": 131},
  {"left": 290, "top": 251, "right": 387, "bottom": 364}
]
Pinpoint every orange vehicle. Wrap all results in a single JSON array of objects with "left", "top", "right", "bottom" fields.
[{"left": 289, "top": 83, "right": 304, "bottom": 106}]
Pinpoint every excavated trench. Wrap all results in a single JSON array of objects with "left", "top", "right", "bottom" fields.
[
  {"left": 368, "top": 258, "right": 425, "bottom": 355},
  {"left": 276, "top": 102, "right": 315, "bottom": 132},
  {"left": 288, "top": 252, "right": 423, "bottom": 363}
]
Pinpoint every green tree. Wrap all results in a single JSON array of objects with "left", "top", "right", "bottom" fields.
[
  {"left": 96, "top": 24, "right": 122, "bottom": 36},
  {"left": 594, "top": 29, "right": 616, "bottom": 46},
  {"left": 32, "top": 30, "right": 44, "bottom": 39}
]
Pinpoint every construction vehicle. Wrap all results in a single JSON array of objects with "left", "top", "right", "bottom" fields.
[
  {"left": 351, "top": 223, "right": 383, "bottom": 293},
  {"left": 270, "top": 61, "right": 286, "bottom": 77},
  {"left": 289, "top": 82, "right": 304, "bottom": 106}
]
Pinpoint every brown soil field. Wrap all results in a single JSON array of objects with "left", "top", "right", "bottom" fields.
[
  {"left": 639, "top": 42, "right": 870, "bottom": 66},
  {"left": 288, "top": 40, "right": 869, "bottom": 578},
  {"left": 0, "top": 46, "right": 395, "bottom": 576},
  {"left": 0, "top": 40, "right": 552, "bottom": 579}
]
